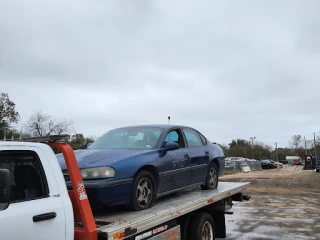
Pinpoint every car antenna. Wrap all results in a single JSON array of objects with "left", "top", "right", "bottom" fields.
[{"left": 168, "top": 116, "right": 170, "bottom": 125}]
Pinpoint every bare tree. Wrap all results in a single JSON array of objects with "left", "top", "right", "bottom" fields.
[
  {"left": 289, "top": 135, "right": 302, "bottom": 150},
  {"left": 25, "top": 110, "right": 75, "bottom": 137},
  {"left": 306, "top": 140, "right": 313, "bottom": 149}
]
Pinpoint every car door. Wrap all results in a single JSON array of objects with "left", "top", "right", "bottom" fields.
[
  {"left": 182, "top": 128, "right": 209, "bottom": 185},
  {"left": 0, "top": 146, "right": 67, "bottom": 240},
  {"left": 159, "top": 128, "right": 191, "bottom": 193}
]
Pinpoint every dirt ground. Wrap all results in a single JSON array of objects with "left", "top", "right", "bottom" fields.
[{"left": 217, "top": 166, "right": 320, "bottom": 240}]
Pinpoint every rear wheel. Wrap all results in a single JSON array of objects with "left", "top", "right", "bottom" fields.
[
  {"left": 129, "top": 170, "right": 156, "bottom": 211},
  {"left": 201, "top": 162, "right": 218, "bottom": 190},
  {"left": 187, "top": 212, "right": 215, "bottom": 240}
]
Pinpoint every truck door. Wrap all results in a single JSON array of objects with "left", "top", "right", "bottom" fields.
[{"left": 0, "top": 146, "right": 67, "bottom": 240}]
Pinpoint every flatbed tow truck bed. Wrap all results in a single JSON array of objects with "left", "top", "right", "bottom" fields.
[{"left": 94, "top": 182, "right": 249, "bottom": 240}]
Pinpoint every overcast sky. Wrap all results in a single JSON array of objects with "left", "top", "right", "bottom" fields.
[{"left": 1, "top": 0, "right": 320, "bottom": 148}]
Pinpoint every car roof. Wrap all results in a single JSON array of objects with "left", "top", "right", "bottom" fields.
[{"left": 111, "top": 124, "right": 194, "bottom": 131}]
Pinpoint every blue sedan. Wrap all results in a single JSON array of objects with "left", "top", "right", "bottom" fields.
[{"left": 57, "top": 124, "right": 225, "bottom": 211}]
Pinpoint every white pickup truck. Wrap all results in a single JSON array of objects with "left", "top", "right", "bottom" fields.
[{"left": 0, "top": 135, "right": 250, "bottom": 240}]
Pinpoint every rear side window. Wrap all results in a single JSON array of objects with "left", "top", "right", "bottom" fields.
[
  {"left": 0, "top": 150, "right": 49, "bottom": 203},
  {"left": 182, "top": 128, "right": 203, "bottom": 148},
  {"left": 198, "top": 132, "right": 207, "bottom": 145}
]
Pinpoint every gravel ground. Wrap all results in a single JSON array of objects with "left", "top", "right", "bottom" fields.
[{"left": 217, "top": 166, "right": 320, "bottom": 240}]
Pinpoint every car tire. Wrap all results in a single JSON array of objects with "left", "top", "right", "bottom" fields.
[
  {"left": 129, "top": 170, "right": 156, "bottom": 211},
  {"left": 187, "top": 212, "right": 215, "bottom": 240},
  {"left": 201, "top": 162, "right": 218, "bottom": 190}
]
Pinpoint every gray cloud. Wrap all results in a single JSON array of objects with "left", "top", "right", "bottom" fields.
[{"left": 1, "top": 0, "right": 320, "bottom": 148}]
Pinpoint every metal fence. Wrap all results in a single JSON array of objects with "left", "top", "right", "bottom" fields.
[{"left": 224, "top": 157, "right": 262, "bottom": 173}]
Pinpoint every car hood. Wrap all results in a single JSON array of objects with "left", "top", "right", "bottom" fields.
[{"left": 56, "top": 148, "right": 152, "bottom": 170}]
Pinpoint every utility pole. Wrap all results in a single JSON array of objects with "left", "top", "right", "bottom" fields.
[
  {"left": 274, "top": 142, "right": 279, "bottom": 162},
  {"left": 314, "top": 132, "right": 318, "bottom": 165},
  {"left": 250, "top": 137, "right": 256, "bottom": 159},
  {"left": 304, "top": 136, "right": 307, "bottom": 154}
]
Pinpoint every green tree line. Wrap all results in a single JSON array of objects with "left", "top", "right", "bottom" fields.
[{"left": 219, "top": 137, "right": 320, "bottom": 161}]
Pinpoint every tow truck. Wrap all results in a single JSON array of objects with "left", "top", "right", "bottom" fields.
[{"left": 0, "top": 135, "right": 250, "bottom": 240}]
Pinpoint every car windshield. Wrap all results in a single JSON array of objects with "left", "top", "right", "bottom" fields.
[{"left": 88, "top": 127, "right": 164, "bottom": 150}]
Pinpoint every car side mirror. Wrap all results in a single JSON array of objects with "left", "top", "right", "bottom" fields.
[
  {"left": 0, "top": 169, "right": 11, "bottom": 211},
  {"left": 164, "top": 142, "right": 179, "bottom": 151}
]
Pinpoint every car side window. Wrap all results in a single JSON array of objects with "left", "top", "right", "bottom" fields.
[
  {"left": 0, "top": 150, "right": 49, "bottom": 204},
  {"left": 182, "top": 128, "right": 203, "bottom": 148},
  {"left": 164, "top": 129, "right": 185, "bottom": 148},
  {"left": 198, "top": 132, "right": 207, "bottom": 145}
]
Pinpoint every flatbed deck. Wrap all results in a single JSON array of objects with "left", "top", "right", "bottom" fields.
[{"left": 93, "top": 182, "right": 249, "bottom": 240}]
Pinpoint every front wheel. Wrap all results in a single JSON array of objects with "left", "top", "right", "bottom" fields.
[
  {"left": 187, "top": 212, "right": 215, "bottom": 240},
  {"left": 201, "top": 162, "right": 218, "bottom": 190},
  {"left": 129, "top": 170, "right": 156, "bottom": 211}
]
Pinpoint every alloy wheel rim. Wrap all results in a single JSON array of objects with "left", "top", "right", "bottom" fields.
[
  {"left": 209, "top": 167, "right": 217, "bottom": 187},
  {"left": 136, "top": 178, "right": 152, "bottom": 207}
]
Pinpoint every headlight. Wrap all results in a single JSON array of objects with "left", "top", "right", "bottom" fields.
[{"left": 80, "top": 167, "right": 116, "bottom": 179}]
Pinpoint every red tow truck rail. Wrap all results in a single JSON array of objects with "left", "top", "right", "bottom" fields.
[{"left": 23, "top": 135, "right": 97, "bottom": 240}]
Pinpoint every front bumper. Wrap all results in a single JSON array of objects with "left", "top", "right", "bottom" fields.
[{"left": 66, "top": 178, "right": 133, "bottom": 206}]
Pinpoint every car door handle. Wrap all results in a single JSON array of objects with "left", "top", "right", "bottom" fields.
[
  {"left": 33, "top": 212, "right": 57, "bottom": 222},
  {"left": 205, "top": 151, "right": 209, "bottom": 156},
  {"left": 184, "top": 153, "right": 190, "bottom": 158}
]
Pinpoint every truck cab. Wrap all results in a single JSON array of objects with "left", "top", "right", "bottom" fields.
[{"left": 0, "top": 141, "right": 75, "bottom": 240}]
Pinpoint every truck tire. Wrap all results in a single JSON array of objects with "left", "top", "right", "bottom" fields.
[
  {"left": 129, "top": 170, "right": 156, "bottom": 211},
  {"left": 187, "top": 212, "right": 215, "bottom": 240},
  {"left": 201, "top": 162, "right": 218, "bottom": 190}
]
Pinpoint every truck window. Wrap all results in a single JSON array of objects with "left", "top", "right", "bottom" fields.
[{"left": 0, "top": 150, "right": 49, "bottom": 203}]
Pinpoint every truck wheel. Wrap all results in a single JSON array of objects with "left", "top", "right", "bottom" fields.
[
  {"left": 129, "top": 170, "right": 156, "bottom": 211},
  {"left": 187, "top": 212, "right": 215, "bottom": 240},
  {"left": 201, "top": 162, "right": 218, "bottom": 190}
]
